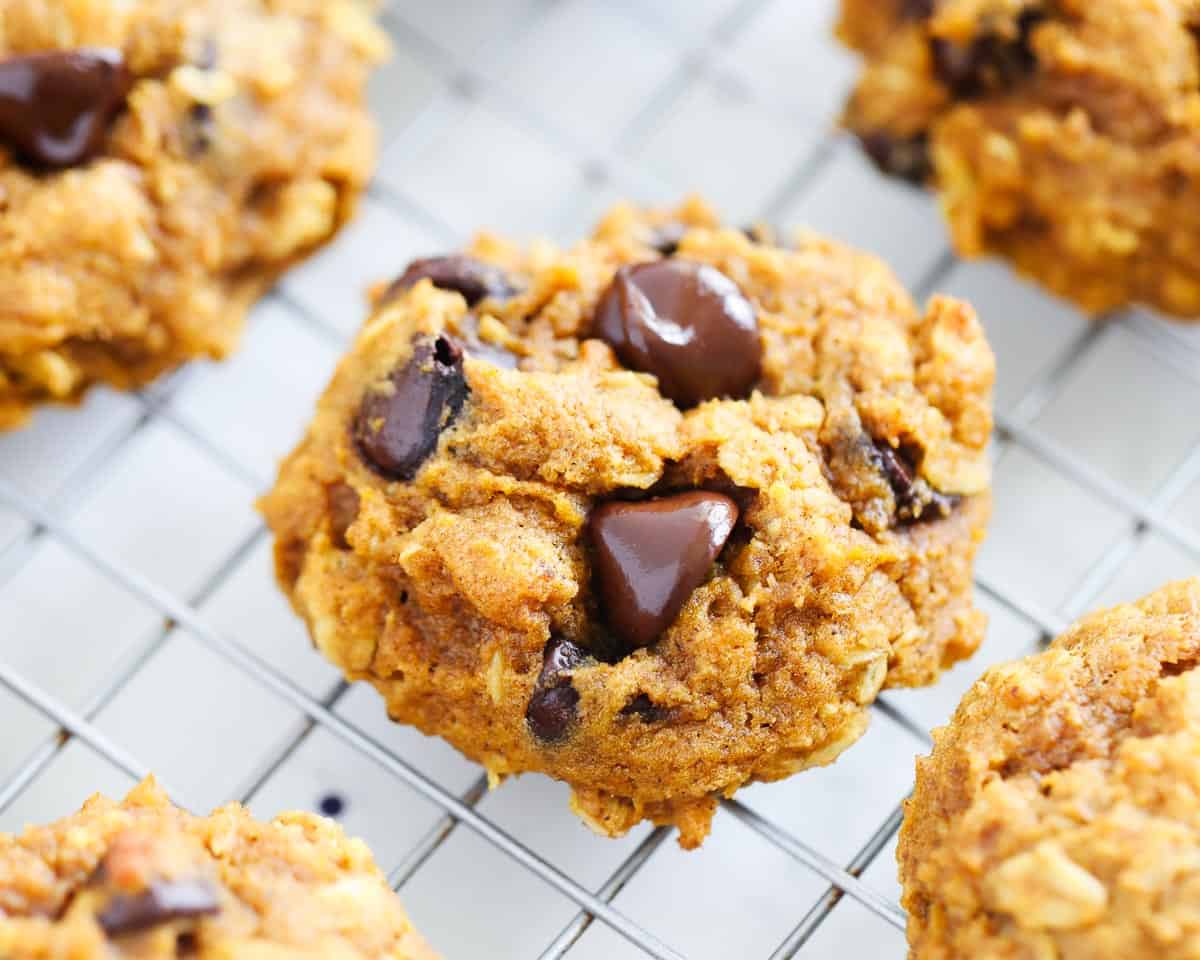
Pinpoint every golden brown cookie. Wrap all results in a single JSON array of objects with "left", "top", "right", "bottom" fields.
[
  {"left": 260, "top": 198, "right": 995, "bottom": 849},
  {"left": 0, "top": 777, "right": 434, "bottom": 959},
  {"left": 0, "top": 0, "right": 388, "bottom": 429},
  {"left": 900, "top": 577, "right": 1200, "bottom": 959},
  {"left": 838, "top": 0, "right": 1200, "bottom": 318}
]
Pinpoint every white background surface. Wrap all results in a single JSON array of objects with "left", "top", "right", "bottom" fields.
[{"left": 1, "top": 1, "right": 1199, "bottom": 957}]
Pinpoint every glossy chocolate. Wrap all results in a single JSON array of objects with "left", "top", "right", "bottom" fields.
[
  {"left": 0, "top": 48, "right": 131, "bottom": 168},
  {"left": 592, "top": 259, "right": 760, "bottom": 408},
  {"left": 354, "top": 336, "right": 468, "bottom": 480},
  {"left": 589, "top": 491, "right": 739, "bottom": 650}
]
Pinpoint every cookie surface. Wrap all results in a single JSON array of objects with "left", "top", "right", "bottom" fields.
[
  {"left": 0, "top": 777, "right": 434, "bottom": 959},
  {"left": 0, "top": 0, "right": 387, "bottom": 429},
  {"left": 260, "top": 198, "right": 995, "bottom": 848},
  {"left": 838, "top": 0, "right": 1200, "bottom": 318},
  {"left": 900, "top": 578, "right": 1200, "bottom": 959}
]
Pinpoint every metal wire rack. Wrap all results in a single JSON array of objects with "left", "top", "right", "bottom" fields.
[{"left": 1, "top": 1, "right": 1198, "bottom": 957}]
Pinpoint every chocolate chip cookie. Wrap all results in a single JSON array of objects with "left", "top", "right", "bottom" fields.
[
  {"left": 901, "top": 578, "right": 1200, "bottom": 958},
  {"left": 838, "top": 0, "right": 1200, "bottom": 318},
  {"left": 0, "top": 1, "right": 387, "bottom": 429},
  {"left": 260, "top": 198, "right": 995, "bottom": 849},
  {"left": 0, "top": 777, "right": 434, "bottom": 958}
]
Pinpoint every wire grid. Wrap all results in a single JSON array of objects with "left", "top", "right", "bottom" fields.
[{"left": 0, "top": 1, "right": 1199, "bottom": 956}]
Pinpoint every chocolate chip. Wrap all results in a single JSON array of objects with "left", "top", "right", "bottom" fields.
[
  {"left": 873, "top": 441, "right": 960, "bottom": 524},
  {"left": 648, "top": 222, "right": 686, "bottom": 256},
  {"left": 0, "top": 48, "right": 132, "bottom": 168},
  {"left": 354, "top": 335, "right": 468, "bottom": 480},
  {"left": 931, "top": 10, "right": 1043, "bottom": 98},
  {"left": 325, "top": 482, "right": 360, "bottom": 549},
  {"left": 525, "top": 684, "right": 580, "bottom": 742},
  {"left": 589, "top": 491, "right": 739, "bottom": 650},
  {"left": 539, "top": 634, "right": 589, "bottom": 683},
  {"left": 858, "top": 131, "right": 932, "bottom": 184},
  {"left": 385, "top": 255, "right": 516, "bottom": 307},
  {"left": 98, "top": 879, "right": 220, "bottom": 937},
  {"left": 526, "top": 635, "right": 589, "bottom": 743},
  {"left": 620, "top": 693, "right": 664, "bottom": 722},
  {"left": 593, "top": 260, "right": 760, "bottom": 408}
]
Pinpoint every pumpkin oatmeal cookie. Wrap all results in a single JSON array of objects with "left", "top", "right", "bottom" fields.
[
  {"left": 839, "top": 0, "right": 1200, "bottom": 318},
  {"left": 901, "top": 578, "right": 1200, "bottom": 958},
  {"left": 260, "top": 198, "right": 995, "bottom": 849},
  {"left": 0, "top": 0, "right": 387, "bottom": 428},
  {"left": 0, "top": 776, "right": 434, "bottom": 958}
]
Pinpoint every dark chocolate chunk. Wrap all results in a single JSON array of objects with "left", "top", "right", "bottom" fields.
[
  {"left": 931, "top": 9, "right": 1043, "bottom": 99},
  {"left": 858, "top": 131, "right": 932, "bottom": 184},
  {"left": 98, "top": 879, "right": 219, "bottom": 937},
  {"left": 385, "top": 255, "right": 516, "bottom": 307},
  {"left": 0, "top": 48, "right": 132, "bottom": 168},
  {"left": 325, "top": 482, "right": 360, "bottom": 549},
  {"left": 354, "top": 335, "right": 467, "bottom": 480},
  {"left": 592, "top": 260, "right": 761, "bottom": 408},
  {"left": 589, "top": 491, "right": 739, "bottom": 650},
  {"left": 525, "top": 683, "right": 580, "bottom": 743}
]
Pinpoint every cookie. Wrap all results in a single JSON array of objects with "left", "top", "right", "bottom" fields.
[
  {"left": 260, "top": 198, "right": 995, "bottom": 849},
  {"left": 838, "top": 0, "right": 1200, "bottom": 318},
  {"left": 0, "top": 0, "right": 388, "bottom": 429},
  {"left": 900, "top": 578, "right": 1200, "bottom": 958},
  {"left": 0, "top": 777, "right": 434, "bottom": 959}
]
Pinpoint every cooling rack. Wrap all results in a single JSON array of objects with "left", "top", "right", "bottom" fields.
[{"left": 2, "top": 1, "right": 1199, "bottom": 957}]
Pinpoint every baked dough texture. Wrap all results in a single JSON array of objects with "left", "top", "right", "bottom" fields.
[
  {"left": 0, "top": 777, "right": 434, "bottom": 959},
  {"left": 0, "top": 0, "right": 387, "bottom": 428},
  {"left": 901, "top": 577, "right": 1200, "bottom": 959},
  {"left": 261, "top": 198, "right": 995, "bottom": 848},
  {"left": 839, "top": 0, "right": 1200, "bottom": 318}
]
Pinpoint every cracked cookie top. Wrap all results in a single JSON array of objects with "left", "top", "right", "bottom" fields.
[
  {"left": 261, "top": 197, "right": 994, "bottom": 848},
  {"left": 901, "top": 578, "right": 1200, "bottom": 958},
  {"left": 0, "top": 777, "right": 434, "bottom": 959}
]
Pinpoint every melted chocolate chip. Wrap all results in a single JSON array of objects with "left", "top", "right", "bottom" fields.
[
  {"left": 354, "top": 336, "right": 468, "bottom": 480},
  {"left": 589, "top": 491, "right": 739, "bottom": 650},
  {"left": 98, "top": 879, "right": 219, "bottom": 937},
  {"left": 593, "top": 260, "right": 761, "bottom": 408},
  {"left": 858, "top": 131, "right": 932, "bottom": 184},
  {"left": 931, "top": 10, "right": 1043, "bottom": 99},
  {"left": 526, "top": 684, "right": 580, "bottom": 742},
  {"left": 0, "top": 48, "right": 132, "bottom": 168},
  {"left": 385, "top": 255, "right": 516, "bottom": 307},
  {"left": 873, "top": 441, "right": 960, "bottom": 524},
  {"left": 326, "top": 482, "right": 360, "bottom": 549}
]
